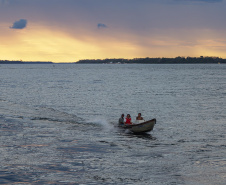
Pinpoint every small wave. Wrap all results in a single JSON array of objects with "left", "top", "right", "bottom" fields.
[
  {"left": 30, "top": 117, "right": 59, "bottom": 122},
  {"left": 29, "top": 107, "right": 84, "bottom": 125},
  {"left": 0, "top": 99, "right": 83, "bottom": 125}
]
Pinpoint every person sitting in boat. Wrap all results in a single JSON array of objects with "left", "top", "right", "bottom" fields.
[
  {"left": 118, "top": 114, "right": 125, "bottom": 125},
  {"left": 125, "top": 114, "right": 132, "bottom": 124},
  {"left": 136, "top": 113, "right": 143, "bottom": 120}
]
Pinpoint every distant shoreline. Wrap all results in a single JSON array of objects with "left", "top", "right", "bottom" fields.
[
  {"left": 76, "top": 57, "right": 226, "bottom": 64},
  {"left": 1, "top": 57, "right": 226, "bottom": 64},
  {"left": 0, "top": 60, "right": 53, "bottom": 64}
]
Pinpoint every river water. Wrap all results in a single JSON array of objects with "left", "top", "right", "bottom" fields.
[{"left": 0, "top": 64, "right": 225, "bottom": 184}]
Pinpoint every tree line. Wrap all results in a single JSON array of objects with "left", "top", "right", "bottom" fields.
[
  {"left": 76, "top": 56, "right": 226, "bottom": 64},
  {"left": 0, "top": 60, "right": 52, "bottom": 64}
]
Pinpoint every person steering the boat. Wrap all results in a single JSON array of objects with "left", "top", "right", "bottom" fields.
[
  {"left": 125, "top": 114, "right": 132, "bottom": 124},
  {"left": 118, "top": 114, "right": 125, "bottom": 125},
  {"left": 136, "top": 113, "right": 143, "bottom": 120}
]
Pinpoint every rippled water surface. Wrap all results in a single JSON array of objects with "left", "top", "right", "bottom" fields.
[{"left": 0, "top": 64, "right": 225, "bottom": 184}]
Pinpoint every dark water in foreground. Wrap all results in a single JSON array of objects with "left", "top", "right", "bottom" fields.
[{"left": 0, "top": 64, "right": 225, "bottom": 184}]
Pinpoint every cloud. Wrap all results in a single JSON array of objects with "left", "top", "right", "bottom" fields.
[
  {"left": 0, "top": 0, "right": 9, "bottom": 6},
  {"left": 10, "top": 19, "right": 27, "bottom": 29},
  {"left": 176, "top": 0, "right": 223, "bottom": 2},
  {"left": 97, "top": 23, "right": 107, "bottom": 29},
  {"left": 196, "top": 0, "right": 223, "bottom": 2}
]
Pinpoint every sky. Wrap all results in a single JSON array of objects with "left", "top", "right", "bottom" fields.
[{"left": 1, "top": 0, "right": 226, "bottom": 62}]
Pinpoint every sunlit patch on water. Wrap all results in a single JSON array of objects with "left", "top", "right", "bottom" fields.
[{"left": 20, "top": 144, "right": 49, "bottom": 148}]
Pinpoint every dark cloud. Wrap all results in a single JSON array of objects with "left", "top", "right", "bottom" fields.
[
  {"left": 10, "top": 19, "right": 27, "bottom": 29},
  {"left": 97, "top": 23, "right": 107, "bottom": 29}
]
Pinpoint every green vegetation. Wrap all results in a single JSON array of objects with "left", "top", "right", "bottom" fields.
[
  {"left": 0, "top": 60, "right": 53, "bottom": 64},
  {"left": 0, "top": 60, "right": 24, "bottom": 64},
  {"left": 76, "top": 56, "right": 226, "bottom": 64}
]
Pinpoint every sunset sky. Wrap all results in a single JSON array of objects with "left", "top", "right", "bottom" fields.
[{"left": 1, "top": 0, "right": 226, "bottom": 62}]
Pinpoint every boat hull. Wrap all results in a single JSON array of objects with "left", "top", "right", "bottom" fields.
[{"left": 122, "top": 119, "right": 156, "bottom": 133}]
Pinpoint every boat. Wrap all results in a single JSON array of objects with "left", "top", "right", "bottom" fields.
[{"left": 119, "top": 119, "right": 156, "bottom": 133}]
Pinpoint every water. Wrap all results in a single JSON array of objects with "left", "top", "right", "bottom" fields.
[{"left": 0, "top": 64, "right": 225, "bottom": 184}]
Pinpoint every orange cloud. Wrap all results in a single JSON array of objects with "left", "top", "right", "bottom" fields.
[
  {"left": 0, "top": 24, "right": 143, "bottom": 62},
  {"left": 1, "top": 23, "right": 226, "bottom": 62},
  {"left": 0, "top": 25, "right": 100, "bottom": 62}
]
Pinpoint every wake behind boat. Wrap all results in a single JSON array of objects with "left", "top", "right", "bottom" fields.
[{"left": 119, "top": 119, "right": 156, "bottom": 133}]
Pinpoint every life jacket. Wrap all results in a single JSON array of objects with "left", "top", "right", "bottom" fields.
[{"left": 125, "top": 118, "right": 131, "bottom": 124}]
